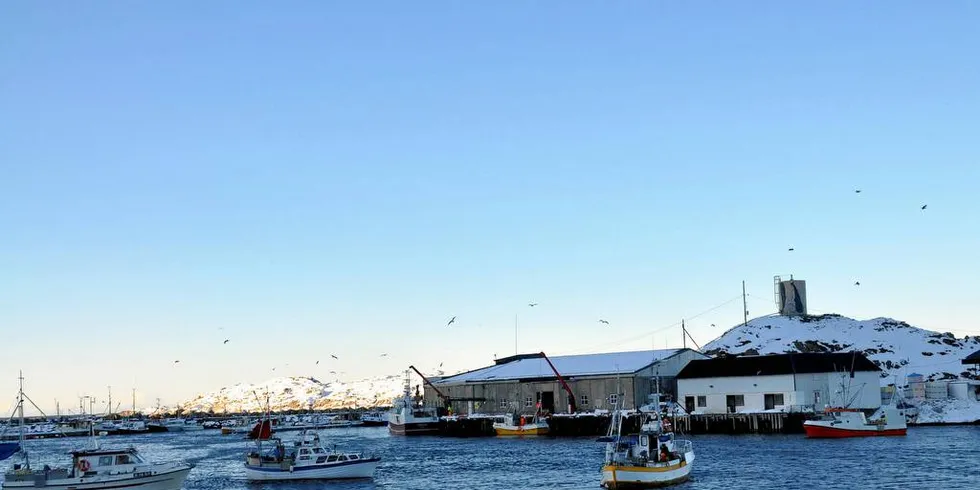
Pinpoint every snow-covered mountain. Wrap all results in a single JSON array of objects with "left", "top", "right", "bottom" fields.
[
  {"left": 703, "top": 314, "right": 980, "bottom": 384},
  {"left": 175, "top": 375, "right": 406, "bottom": 414}
]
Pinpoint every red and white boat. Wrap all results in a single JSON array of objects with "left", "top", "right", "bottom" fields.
[{"left": 803, "top": 405, "right": 907, "bottom": 438}]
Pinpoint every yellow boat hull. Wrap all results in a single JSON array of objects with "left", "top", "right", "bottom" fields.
[{"left": 493, "top": 423, "right": 549, "bottom": 436}]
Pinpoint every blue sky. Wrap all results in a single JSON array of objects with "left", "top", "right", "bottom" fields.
[{"left": 2, "top": 2, "right": 978, "bottom": 413}]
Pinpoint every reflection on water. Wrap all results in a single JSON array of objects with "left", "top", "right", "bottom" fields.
[{"left": 5, "top": 426, "right": 979, "bottom": 489}]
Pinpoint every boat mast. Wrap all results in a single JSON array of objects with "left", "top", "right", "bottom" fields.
[{"left": 18, "top": 371, "right": 27, "bottom": 467}]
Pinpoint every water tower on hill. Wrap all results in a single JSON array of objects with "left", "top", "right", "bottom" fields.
[{"left": 773, "top": 275, "right": 807, "bottom": 316}]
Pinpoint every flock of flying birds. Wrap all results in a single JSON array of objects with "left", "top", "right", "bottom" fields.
[
  {"left": 785, "top": 190, "right": 929, "bottom": 288},
  {"left": 171, "top": 191, "right": 928, "bottom": 366}
]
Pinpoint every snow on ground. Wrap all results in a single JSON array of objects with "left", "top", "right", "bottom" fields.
[
  {"left": 175, "top": 374, "right": 405, "bottom": 413},
  {"left": 914, "top": 399, "right": 980, "bottom": 424},
  {"left": 704, "top": 314, "right": 980, "bottom": 384}
]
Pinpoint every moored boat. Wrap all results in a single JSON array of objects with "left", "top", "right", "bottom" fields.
[
  {"left": 493, "top": 412, "right": 549, "bottom": 436},
  {"left": 244, "top": 430, "right": 379, "bottom": 481},
  {"left": 388, "top": 373, "right": 440, "bottom": 436},
  {"left": 803, "top": 406, "right": 907, "bottom": 438}
]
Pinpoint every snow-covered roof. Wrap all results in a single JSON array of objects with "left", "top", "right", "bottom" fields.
[{"left": 434, "top": 349, "right": 684, "bottom": 385}]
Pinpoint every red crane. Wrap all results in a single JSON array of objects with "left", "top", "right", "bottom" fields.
[{"left": 540, "top": 352, "right": 577, "bottom": 413}]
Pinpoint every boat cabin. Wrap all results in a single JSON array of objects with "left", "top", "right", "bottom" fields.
[{"left": 71, "top": 448, "right": 145, "bottom": 476}]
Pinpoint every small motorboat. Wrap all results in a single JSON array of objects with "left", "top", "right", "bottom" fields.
[
  {"left": 244, "top": 430, "right": 379, "bottom": 481},
  {"left": 600, "top": 394, "right": 695, "bottom": 489},
  {"left": 804, "top": 405, "right": 907, "bottom": 438},
  {"left": 493, "top": 412, "right": 549, "bottom": 436},
  {"left": 360, "top": 412, "right": 388, "bottom": 427}
]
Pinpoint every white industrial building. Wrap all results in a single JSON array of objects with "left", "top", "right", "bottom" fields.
[{"left": 676, "top": 352, "right": 882, "bottom": 414}]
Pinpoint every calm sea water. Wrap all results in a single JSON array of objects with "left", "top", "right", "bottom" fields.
[{"left": 6, "top": 426, "right": 980, "bottom": 489}]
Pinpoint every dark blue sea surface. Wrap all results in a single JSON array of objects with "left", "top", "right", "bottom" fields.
[{"left": 5, "top": 426, "right": 979, "bottom": 489}]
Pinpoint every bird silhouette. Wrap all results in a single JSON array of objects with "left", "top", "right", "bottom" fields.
[
  {"left": 854, "top": 281, "right": 861, "bottom": 286},
  {"left": 330, "top": 355, "right": 338, "bottom": 360},
  {"left": 330, "top": 371, "right": 336, "bottom": 374},
  {"left": 272, "top": 367, "right": 276, "bottom": 371},
  {"left": 855, "top": 190, "right": 861, "bottom": 193},
  {"left": 921, "top": 204, "right": 928, "bottom": 210},
  {"left": 173, "top": 360, "right": 180, "bottom": 364},
  {"left": 788, "top": 247, "right": 795, "bottom": 252},
  {"left": 710, "top": 324, "right": 716, "bottom": 327},
  {"left": 599, "top": 319, "right": 610, "bottom": 325},
  {"left": 315, "top": 360, "right": 320, "bottom": 365},
  {"left": 439, "top": 362, "right": 443, "bottom": 368},
  {"left": 223, "top": 339, "right": 229, "bottom": 344},
  {"left": 447, "top": 316, "right": 456, "bottom": 326},
  {"left": 380, "top": 354, "right": 388, "bottom": 357},
  {"left": 528, "top": 303, "right": 538, "bottom": 307}
]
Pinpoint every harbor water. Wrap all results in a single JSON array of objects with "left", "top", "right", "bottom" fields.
[{"left": 4, "top": 426, "right": 979, "bottom": 489}]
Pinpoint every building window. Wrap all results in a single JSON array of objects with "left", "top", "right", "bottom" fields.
[
  {"left": 726, "top": 395, "right": 744, "bottom": 413},
  {"left": 525, "top": 396, "right": 533, "bottom": 407},
  {"left": 499, "top": 400, "right": 508, "bottom": 410},
  {"left": 580, "top": 394, "right": 589, "bottom": 406},
  {"left": 696, "top": 396, "right": 707, "bottom": 408},
  {"left": 609, "top": 394, "right": 619, "bottom": 406},
  {"left": 764, "top": 393, "right": 785, "bottom": 410}
]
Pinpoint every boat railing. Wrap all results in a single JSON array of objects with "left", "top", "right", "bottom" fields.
[{"left": 672, "top": 439, "right": 694, "bottom": 454}]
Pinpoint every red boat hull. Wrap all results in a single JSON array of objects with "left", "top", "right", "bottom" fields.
[{"left": 803, "top": 424, "right": 906, "bottom": 438}]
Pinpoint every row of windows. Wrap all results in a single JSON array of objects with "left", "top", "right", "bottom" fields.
[
  {"left": 686, "top": 393, "right": 787, "bottom": 409},
  {"left": 495, "top": 394, "right": 625, "bottom": 409}
]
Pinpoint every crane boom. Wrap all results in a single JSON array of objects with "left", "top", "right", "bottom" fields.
[
  {"left": 540, "top": 352, "right": 577, "bottom": 413},
  {"left": 408, "top": 365, "right": 448, "bottom": 403}
]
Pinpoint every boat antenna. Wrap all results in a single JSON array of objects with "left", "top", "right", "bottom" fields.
[{"left": 18, "top": 371, "right": 28, "bottom": 469}]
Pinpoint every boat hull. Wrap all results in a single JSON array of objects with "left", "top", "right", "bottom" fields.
[
  {"left": 601, "top": 457, "right": 693, "bottom": 489},
  {"left": 493, "top": 423, "right": 549, "bottom": 436},
  {"left": 388, "top": 421, "right": 439, "bottom": 436},
  {"left": 2, "top": 466, "right": 191, "bottom": 490},
  {"left": 244, "top": 458, "right": 380, "bottom": 481},
  {"left": 803, "top": 422, "right": 906, "bottom": 438}
]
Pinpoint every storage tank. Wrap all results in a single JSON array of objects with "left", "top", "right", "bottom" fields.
[
  {"left": 949, "top": 381, "right": 969, "bottom": 400},
  {"left": 925, "top": 381, "right": 949, "bottom": 400},
  {"left": 906, "top": 373, "right": 926, "bottom": 399}
]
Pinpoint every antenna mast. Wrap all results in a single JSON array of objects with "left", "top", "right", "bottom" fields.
[{"left": 742, "top": 280, "right": 748, "bottom": 326}]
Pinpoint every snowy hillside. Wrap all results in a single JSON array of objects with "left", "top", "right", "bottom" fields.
[
  {"left": 175, "top": 375, "right": 406, "bottom": 414},
  {"left": 703, "top": 314, "right": 980, "bottom": 384}
]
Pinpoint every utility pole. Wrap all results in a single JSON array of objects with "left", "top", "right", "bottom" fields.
[
  {"left": 132, "top": 388, "right": 136, "bottom": 415},
  {"left": 742, "top": 280, "right": 748, "bottom": 327},
  {"left": 514, "top": 314, "right": 518, "bottom": 355},
  {"left": 107, "top": 386, "right": 112, "bottom": 416},
  {"left": 682, "top": 320, "right": 686, "bottom": 349}
]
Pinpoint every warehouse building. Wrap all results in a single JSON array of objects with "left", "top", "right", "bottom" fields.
[
  {"left": 676, "top": 352, "right": 882, "bottom": 414},
  {"left": 426, "top": 348, "right": 708, "bottom": 415}
]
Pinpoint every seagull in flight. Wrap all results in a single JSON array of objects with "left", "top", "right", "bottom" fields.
[
  {"left": 315, "top": 360, "right": 320, "bottom": 365},
  {"left": 173, "top": 360, "right": 180, "bottom": 365},
  {"left": 223, "top": 339, "right": 230, "bottom": 344},
  {"left": 710, "top": 324, "right": 716, "bottom": 327},
  {"left": 599, "top": 319, "right": 610, "bottom": 325},
  {"left": 855, "top": 189, "right": 861, "bottom": 193},
  {"left": 528, "top": 303, "right": 538, "bottom": 307},
  {"left": 330, "top": 355, "right": 338, "bottom": 360},
  {"left": 439, "top": 362, "right": 443, "bottom": 368},
  {"left": 921, "top": 204, "right": 928, "bottom": 210},
  {"left": 447, "top": 316, "right": 456, "bottom": 326},
  {"left": 788, "top": 247, "right": 795, "bottom": 252},
  {"left": 854, "top": 281, "right": 861, "bottom": 286},
  {"left": 380, "top": 353, "right": 388, "bottom": 357}
]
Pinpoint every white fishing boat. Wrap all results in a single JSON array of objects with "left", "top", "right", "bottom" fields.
[
  {"left": 600, "top": 394, "right": 695, "bottom": 489},
  {"left": 2, "top": 373, "right": 193, "bottom": 490},
  {"left": 388, "top": 372, "right": 440, "bottom": 436},
  {"left": 244, "top": 430, "right": 379, "bottom": 481}
]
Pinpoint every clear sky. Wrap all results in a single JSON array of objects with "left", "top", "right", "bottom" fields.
[{"left": 2, "top": 2, "right": 978, "bottom": 415}]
